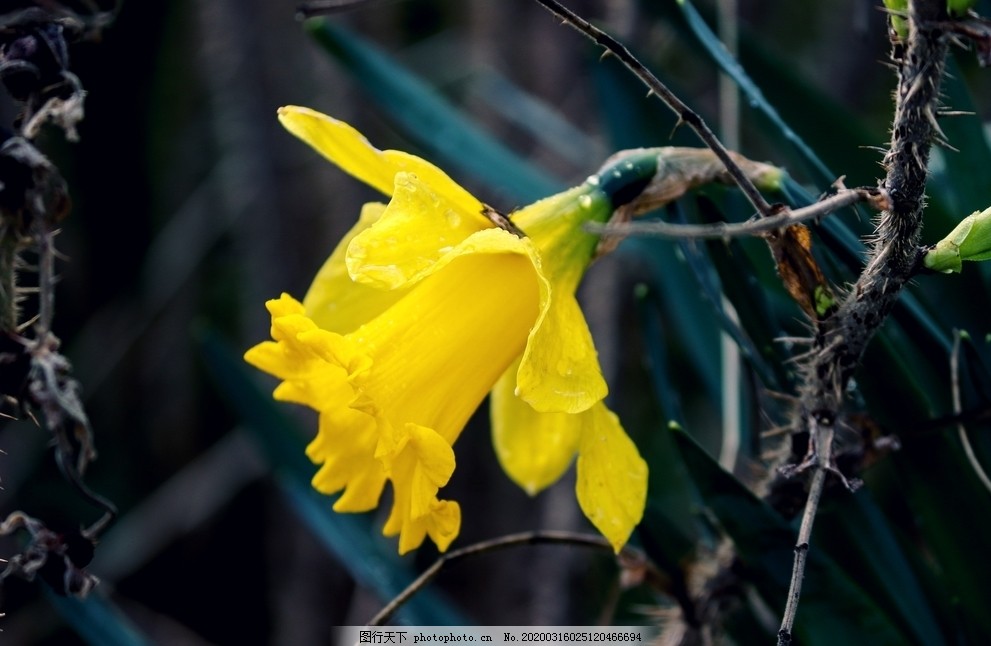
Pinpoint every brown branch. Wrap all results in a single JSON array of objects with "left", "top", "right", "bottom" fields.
[
  {"left": 777, "top": 464, "right": 827, "bottom": 645},
  {"left": 367, "top": 530, "right": 661, "bottom": 626},
  {"left": 530, "top": 0, "right": 775, "bottom": 219},
  {"left": 801, "top": 0, "right": 948, "bottom": 414},
  {"left": 589, "top": 186, "right": 887, "bottom": 241},
  {"left": 779, "top": 0, "right": 952, "bottom": 639}
]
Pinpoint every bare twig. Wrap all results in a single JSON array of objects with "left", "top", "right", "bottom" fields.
[
  {"left": 776, "top": 425, "right": 830, "bottom": 644},
  {"left": 367, "top": 530, "right": 660, "bottom": 626},
  {"left": 589, "top": 186, "right": 886, "bottom": 240},
  {"left": 951, "top": 330, "right": 991, "bottom": 497},
  {"left": 531, "top": 0, "right": 775, "bottom": 218}
]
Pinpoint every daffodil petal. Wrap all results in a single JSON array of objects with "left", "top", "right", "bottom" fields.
[
  {"left": 391, "top": 499, "right": 462, "bottom": 555},
  {"left": 277, "top": 105, "right": 395, "bottom": 196},
  {"left": 244, "top": 296, "right": 331, "bottom": 386},
  {"left": 490, "top": 359, "right": 581, "bottom": 495},
  {"left": 278, "top": 106, "right": 480, "bottom": 215},
  {"left": 304, "top": 203, "right": 411, "bottom": 333},
  {"left": 245, "top": 294, "right": 388, "bottom": 514},
  {"left": 308, "top": 409, "right": 385, "bottom": 512},
  {"left": 266, "top": 291, "right": 306, "bottom": 319},
  {"left": 354, "top": 248, "right": 540, "bottom": 445},
  {"left": 421, "top": 499, "right": 461, "bottom": 553},
  {"left": 517, "top": 292, "right": 607, "bottom": 414},
  {"left": 346, "top": 172, "right": 490, "bottom": 289},
  {"left": 382, "top": 434, "right": 461, "bottom": 554},
  {"left": 575, "top": 404, "right": 647, "bottom": 552},
  {"left": 406, "top": 424, "right": 457, "bottom": 519}
]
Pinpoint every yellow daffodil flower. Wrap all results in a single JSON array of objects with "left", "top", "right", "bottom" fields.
[{"left": 246, "top": 106, "right": 648, "bottom": 554}]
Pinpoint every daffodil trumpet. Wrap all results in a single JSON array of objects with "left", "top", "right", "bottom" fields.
[{"left": 246, "top": 105, "right": 781, "bottom": 554}]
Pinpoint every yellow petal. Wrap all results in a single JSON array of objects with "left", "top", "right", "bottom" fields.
[
  {"left": 308, "top": 408, "right": 386, "bottom": 512},
  {"left": 517, "top": 291, "right": 607, "bottom": 414},
  {"left": 389, "top": 498, "right": 462, "bottom": 555},
  {"left": 356, "top": 246, "right": 540, "bottom": 444},
  {"left": 510, "top": 187, "right": 611, "bottom": 414},
  {"left": 421, "top": 499, "right": 461, "bottom": 553},
  {"left": 244, "top": 296, "right": 333, "bottom": 386},
  {"left": 490, "top": 359, "right": 581, "bottom": 495},
  {"left": 381, "top": 435, "right": 460, "bottom": 554},
  {"left": 277, "top": 106, "right": 480, "bottom": 216},
  {"left": 266, "top": 292, "right": 306, "bottom": 320},
  {"left": 406, "top": 424, "right": 457, "bottom": 519},
  {"left": 575, "top": 404, "right": 647, "bottom": 552},
  {"left": 346, "top": 172, "right": 489, "bottom": 289},
  {"left": 304, "top": 203, "right": 409, "bottom": 333}
]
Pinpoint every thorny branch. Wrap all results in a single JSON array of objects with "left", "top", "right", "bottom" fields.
[
  {"left": 533, "top": 0, "right": 966, "bottom": 641},
  {"left": 778, "top": 0, "right": 951, "bottom": 641},
  {"left": 531, "top": 0, "right": 776, "bottom": 219}
]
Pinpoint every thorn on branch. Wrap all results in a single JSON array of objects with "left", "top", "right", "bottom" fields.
[
  {"left": 931, "top": 14, "right": 991, "bottom": 66},
  {"left": 530, "top": 0, "right": 776, "bottom": 218}
]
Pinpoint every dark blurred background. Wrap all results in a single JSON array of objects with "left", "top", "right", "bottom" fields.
[{"left": 0, "top": 0, "right": 956, "bottom": 643}]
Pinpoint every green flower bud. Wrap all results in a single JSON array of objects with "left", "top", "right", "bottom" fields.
[
  {"left": 883, "top": 0, "right": 909, "bottom": 40},
  {"left": 923, "top": 206, "right": 991, "bottom": 273},
  {"left": 947, "top": 0, "right": 976, "bottom": 18}
]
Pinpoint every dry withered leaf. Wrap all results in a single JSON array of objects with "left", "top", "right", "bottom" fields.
[{"left": 768, "top": 223, "right": 837, "bottom": 320}]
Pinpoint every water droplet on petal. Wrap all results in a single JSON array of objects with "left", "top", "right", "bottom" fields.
[
  {"left": 579, "top": 195, "right": 593, "bottom": 209},
  {"left": 586, "top": 175, "right": 600, "bottom": 186},
  {"left": 445, "top": 210, "right": 461, "bottom": 227}
]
